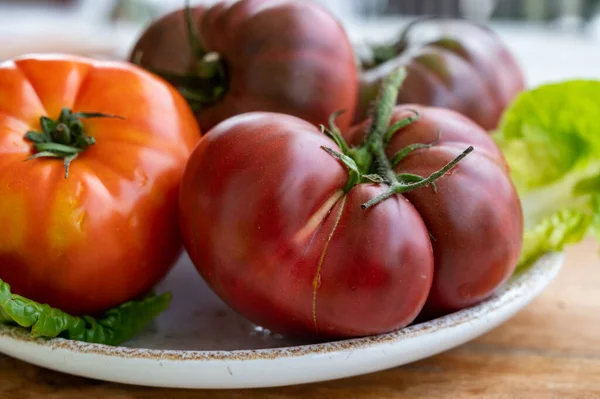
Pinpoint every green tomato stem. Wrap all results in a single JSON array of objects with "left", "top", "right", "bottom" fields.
[
  {"left": 364, "top": 68, "right": 407, "bottom": 186},
  {"left": 361, "top": 146, "right": 474, "bottom": 209},
  {"left": 24, "top": 107, "right": 123, "bottom": 179},
  {"left": 184, "top": 0, "right": 206, "bottom": 60},
  {"left": 390, "top": 129, "right": 440, "bottom": 167},
  {"left": 320, "top": 66, "right": 473, "bottom": 209}
]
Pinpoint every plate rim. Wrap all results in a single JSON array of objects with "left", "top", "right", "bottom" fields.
[{"left": 0, "top": 252, "right": 564, "bottom": 362}]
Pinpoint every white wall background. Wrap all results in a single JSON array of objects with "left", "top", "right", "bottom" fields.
[{"left": 0, "top": 0, "right": 599, "bottom": 87}]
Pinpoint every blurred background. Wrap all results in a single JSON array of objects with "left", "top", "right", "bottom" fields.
[{"left": 1, "top": 0, "right": 599, "bottom": 86}]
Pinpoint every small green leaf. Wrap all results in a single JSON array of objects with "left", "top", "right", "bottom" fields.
[
  {"left": 73, "top": 112, "right": 125, "bottom": 120},
  {"left": 179, "top": 87, "right": 214, "bottom": 105},
  {"left": 321, "top": 111, "right": 350, "bottom": 154},
  {"left": 58, "top": 107, "right": 73, "bottom": 123},
  {"left": 384, "top": 109, "right": 420, "bottom": 143},
  {"left": 398, "top": 173, "right": 438, "bottom": 193},
  {"left": 397, "top": 173, "right": 424, "bottom": 183},
  {"left": 34, "top": 142, "right": 83, "bottom": 155},
  {"left": 321, "top": 146, "right": 361, "bottom": 192},
  {"left": 395, "top": 146, "right": 473, "bottom": 194},
  {"left": 24, "top": 131, "right": 50, "bottom": 144},
  {"left": 63, "top": 153, "right": 78, "bottom": 179},
  {"left": 0, "top": 277, "right": 170, "bottom": 346},
  {"left": 390, "top": 130, "right": 440, "bottom": 167},
  {"left": 40, "top": 116, "right": 57, "bottom": 134},
  {"left": 25, "top": 151, "right": 61, "bottom": 161}
]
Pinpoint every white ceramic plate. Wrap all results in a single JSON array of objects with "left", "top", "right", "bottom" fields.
[{"left": 0, "top": 252, "right": 563, "bottom": 389}]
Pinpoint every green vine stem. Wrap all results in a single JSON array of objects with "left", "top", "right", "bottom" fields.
[
  {"left": 368, "top": 17, "right": 434, "bottom": 67},
  {"left": 358, "top": 67, "right": 473, "bottom": 209},
  {"left": 321, "top": 67, "right": 473, "bottom": 209},
  {"left": 361, "top": 145, "right": 473, "bottom": 209},
  {"left": 367, "top": 16, "right": 495, "bottom": 69},
  {"left": 24, "top": 108, "right": 123, "bottom": 179},
  {"left": 133, "top": 0, "right": 227, "bottom": 109},
  {"left": 364, "top": 68, "right": 408, "bottom": 185},
  {"left": 184, "top": 0, "right": 206, "bottom": 60}
]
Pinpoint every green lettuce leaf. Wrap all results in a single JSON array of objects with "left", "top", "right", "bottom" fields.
[
  {"left": 516, "top": 209, "right": 591, "bottom": 272},
  {"left": 0, "top": 278, "right": 170, "bottom": 346},
  {"left": 493, "top": 80, "right": 600, "bottom": 267}
]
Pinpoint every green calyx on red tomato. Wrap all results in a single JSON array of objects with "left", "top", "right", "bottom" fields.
[
  {"left": 132, "top": 0, "right": 228, "bottom": 110},
  {"left": 320, "top": 68, "right": 474, "bottom": 209},
  {"left": 356, "top": 16, "right": 525, "bottom": 130},
  {"left": 24, "top": 108, "right": 123, "bottom": 178},
  {"left": 130, "top": 0, "right": 358, "bottom": 131}
]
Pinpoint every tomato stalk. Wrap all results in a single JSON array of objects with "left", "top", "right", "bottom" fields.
[
  {"left": 24, "top": 108, "right": 123, "bottom": 179},
  {"left": 322, "top": 67, "right": 473, "bottom": 209},
  {"left": 363, "top": 17, "right": 475, "bottom": 69},
  {"left": 132, "top": 0, "right": 227, "bottom": 110},
  {"left": 361, "top": 67, "right": 473, "bottom": 209},
  {"left": 363, "top": 17, "right": 430, "bottom": 69}
]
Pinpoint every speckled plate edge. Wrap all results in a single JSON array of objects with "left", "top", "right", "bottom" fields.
[{"left": 0, "top": 252, "right": 564, "bottom": 389}]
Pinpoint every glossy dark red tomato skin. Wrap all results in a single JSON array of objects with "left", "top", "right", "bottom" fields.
[
  {"left": 179, "top": 113, "right": 434, "bottom": 338},
  {"left": 346, "top": 105, "right": 524, "bottom": 316},
  {"left": 131, "top": 0, "right": 358, "bottom": 132},
  {"left": 356, "top": 20, "right": 525, "bottom": 131},
  {"left": 180, "top": 103, "right": 522, "bottom": 337}
]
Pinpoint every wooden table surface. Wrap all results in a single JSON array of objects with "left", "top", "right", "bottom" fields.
[{"left": 0, "top": 240, "right": 599, "bottom": 399}]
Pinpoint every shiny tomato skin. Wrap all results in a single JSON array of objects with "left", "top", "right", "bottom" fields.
[
  {"left": 0, "top": 55, "right": 200, "bottom": 315},
  {"left": 131, "top": 0, "right": 358, "bottom": 132},
  {"left": 357, "top": 21, "right": 525, "bottom": 130},
  {"left": 179, "top": 113, "right": 434, "bottom": 338},
  {"left": 347, "top": 105, "right": 524, "bottom": 316}
]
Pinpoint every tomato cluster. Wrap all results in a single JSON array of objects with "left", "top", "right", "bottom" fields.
[
  {"left": 0, "top": 0, "right": 524, "bottom": 340},
  {"left": 179, "top": 69, "right": 523, "bottom": 337}
]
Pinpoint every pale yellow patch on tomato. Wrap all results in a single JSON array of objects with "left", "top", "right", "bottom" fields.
[
  {"left": 0, "top": 191, "right": 26, "bottom": 252},
  {"left": 48, "top": 181, "right": 86, "bottom": 255}
]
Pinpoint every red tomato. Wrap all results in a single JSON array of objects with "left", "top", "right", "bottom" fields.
[
  {"left": 357, "top": 19, "right": 525, "bottom": 131},
  {"left": 179, "top": 101, "right": 522, "bottom": 337},
  {"left": 130, "top": 0, "right": 358, "bottom": 132},
  {"left": 0, "top": 55, "right": 200, "bottom": 315},
  {"left": 179, "top": 114, "right": 433, "bottom": 337}
]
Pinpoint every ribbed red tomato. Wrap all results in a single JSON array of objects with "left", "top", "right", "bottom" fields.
[
  {"left": 179, "top": 70, "right": 523, "bottom": 338},
  {"left": 356, "top": 18, "right": 525, "bottom": 131},
  {"left": 0, "top": 55, "right": 200, "bottom": 315},
  {"left": 130, "top": 0, "right": 357, "bottom": 132}
]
